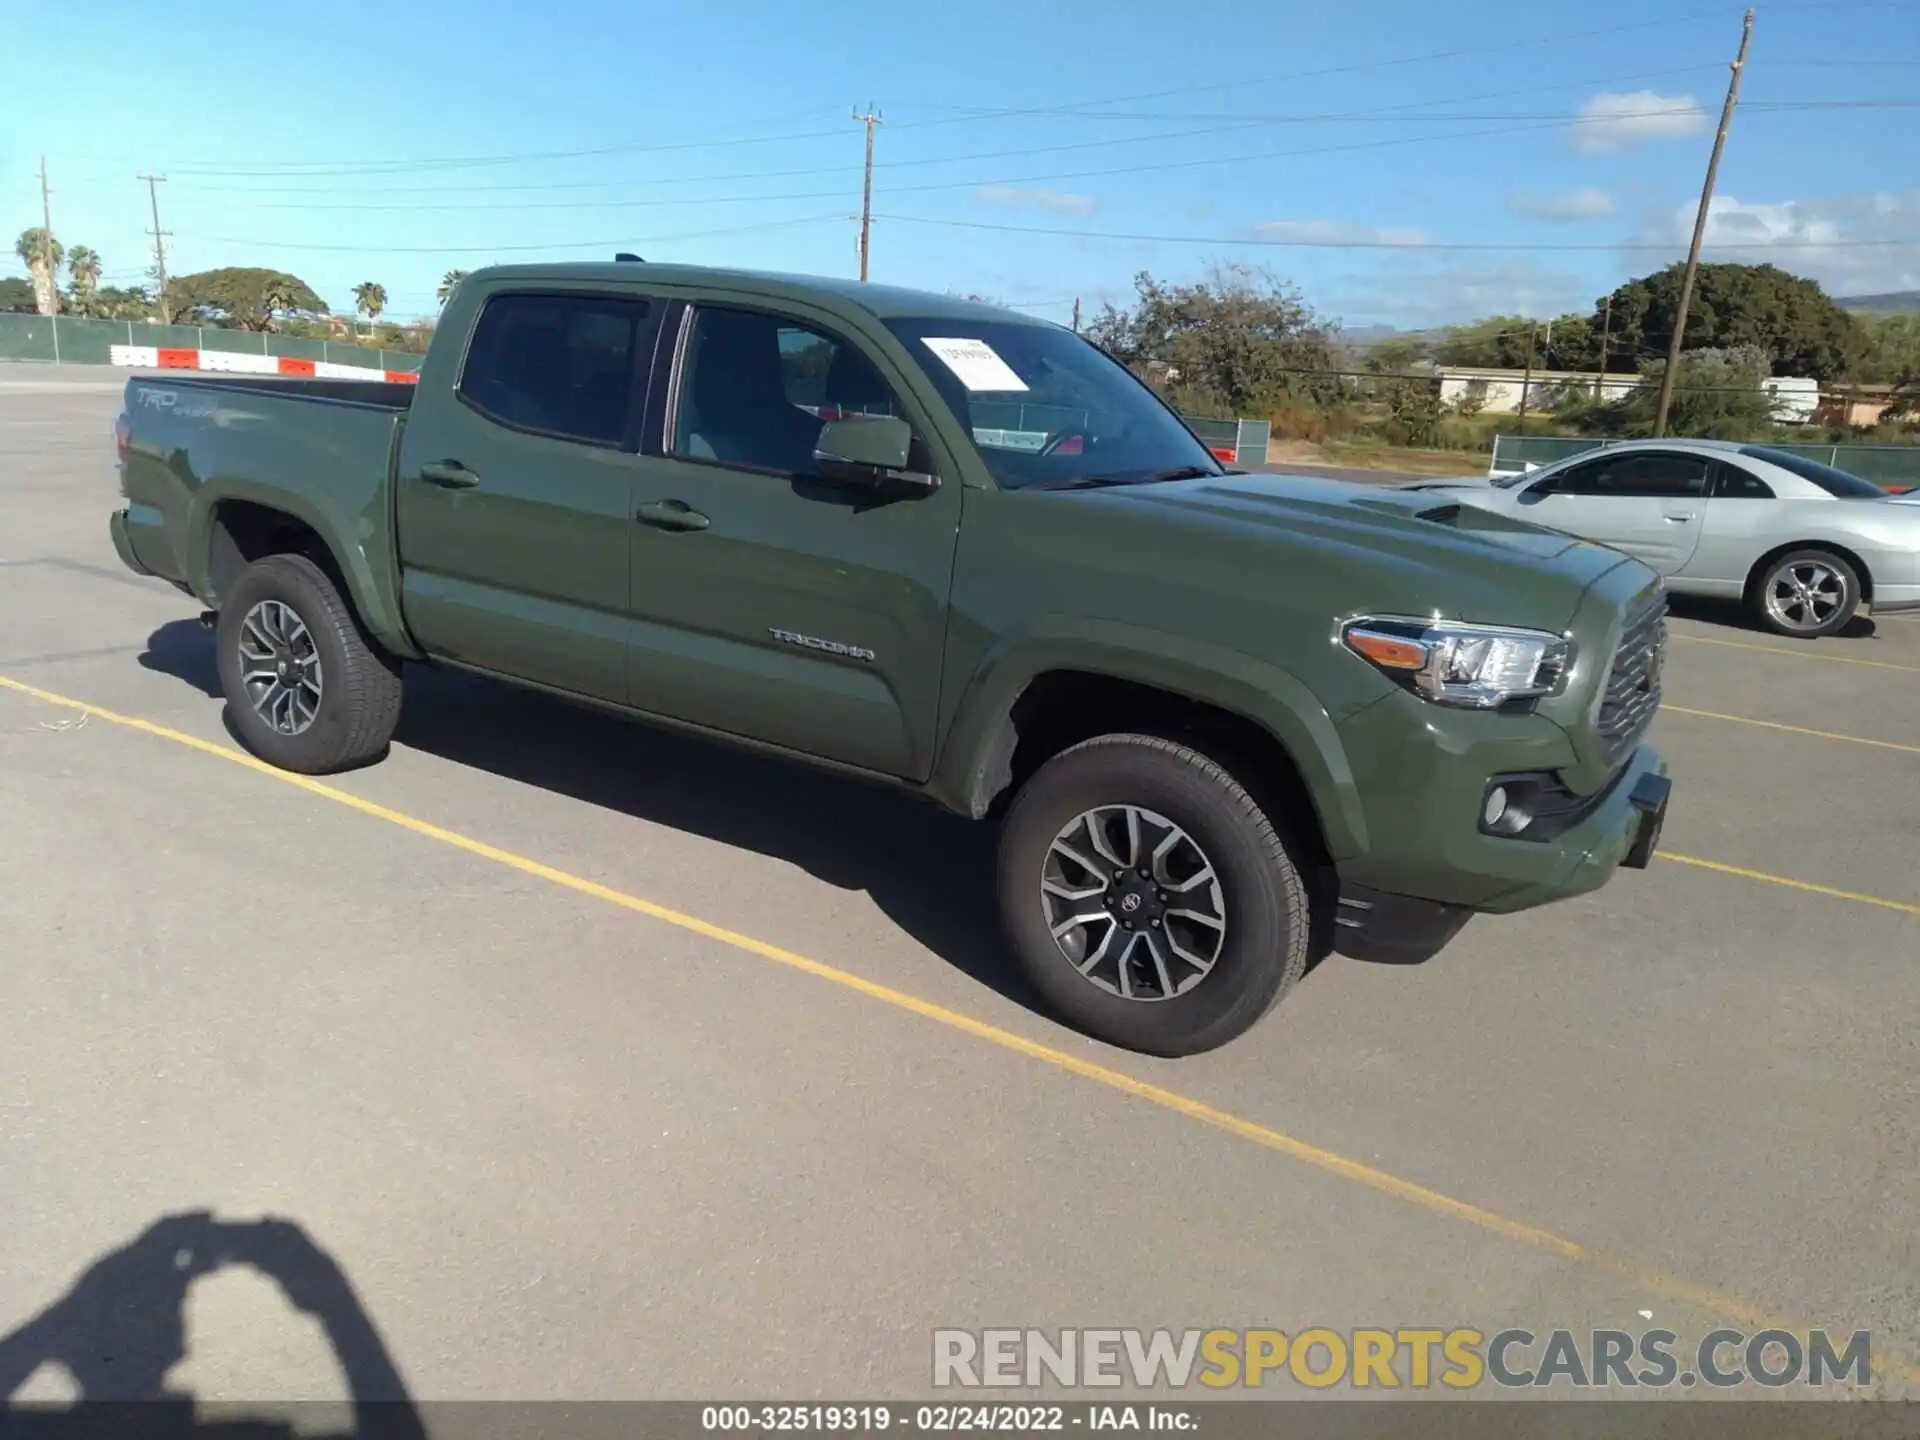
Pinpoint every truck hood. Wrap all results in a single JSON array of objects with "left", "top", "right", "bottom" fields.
[{"left": 1104, "top": 470, "right": 1635, "bottom": 630}]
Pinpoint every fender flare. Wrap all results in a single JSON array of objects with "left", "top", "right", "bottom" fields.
[
  {"left": 187, "top": 479, "right": 419, "bottom": 658},
  {"left": 929, "top": 615, "right": 1369, "bottom": 859}
]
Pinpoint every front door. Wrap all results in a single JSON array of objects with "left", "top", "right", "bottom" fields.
[
  {"left": 395, "top": 288, "right": 657, "bottom": 703},
  {"left": 623, "top": 300, "right": 963, "bottom": 779},
  {"left": 1512, "top": 450, "right": 1709, "bottom": 575}
]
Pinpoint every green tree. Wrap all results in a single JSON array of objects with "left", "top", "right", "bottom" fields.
[
  {"left": 163, "top": 267, "right": 328, "bottom": 331},
  {"left": 1594, "top": 262, "right": 1870, "bottom": 383},
  {"left": 90, "top": 284, "right": 152, "bottom": 320},
  {"left": 352, "top": 281, "right": 388, "bottom": 333},
  {"left": 64, "top": 245, "right": 102, "bottom": 317},
  {"left": 1858, "top": 313, "right": 1920, "bottom": 386},
  {"left": 1431, "top": 315, "right": 1535, "bottom": 369},
  {"left": 14, "top": 227, "right": 64, "bottom": 315},
  {"left": 1085, "top": 263, "right": 1341, "bottom": 415},
  {"left": 1570, "top": 345, "right": 1778, "bottom": 440},
  {"left": 436, "top": 270, "right": 469, "bottom": 307},
  {"left": 0, "top": 276, "right": 39, "bottom": 313}
]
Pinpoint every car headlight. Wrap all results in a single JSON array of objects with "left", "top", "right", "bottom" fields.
[{"left": 1340, "top": 616, "right": 1572, "bottom": 709}]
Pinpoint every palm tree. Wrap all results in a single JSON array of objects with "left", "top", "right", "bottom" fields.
[
  {"left": 351, "top": 281, "right": 387, "bottom": 336},
  {"left": 65, "top": 245, "right": 102, "bottom": 317},
  {"left": 15, "top": 227, "right": 64, "bottom": 316},
  {"left": 436, "top": 270, "right": 468, "bottom": 307}
]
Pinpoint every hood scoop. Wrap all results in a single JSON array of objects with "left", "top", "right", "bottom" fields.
[{"left": 1415, "top": 502, "right": 1463, "bottom": 525}]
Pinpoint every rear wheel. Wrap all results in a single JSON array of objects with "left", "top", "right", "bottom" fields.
[
  {"left": 215, "top": 553, "right": 403, "bottom": 774},
  {"left": 1750, "top": 548, "right": 1860, "bottom": 638},
  {"left": 996, "top": 733, "right": 1310, "bottom": 1057}
]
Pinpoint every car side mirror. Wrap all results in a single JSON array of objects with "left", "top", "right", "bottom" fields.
[{"left": 813, "top": 415, "right": 938, "bottom": 493}]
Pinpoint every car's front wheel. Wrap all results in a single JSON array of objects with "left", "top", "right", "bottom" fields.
[
  {"left": 1751, "top": 548, "right": 1860, "bottom": 638},
  {"left": 995, "top": 733, "right": 1310, "bottom": 1057},
  {"left": 215, "top": 553, "right": 404, "bottom": 774}
]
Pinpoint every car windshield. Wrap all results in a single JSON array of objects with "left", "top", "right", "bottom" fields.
[
  {"left": 1738, "top": 445, "right": 1888, "bottom": 498},
  {"left": 883, "top": 317, "right": 1225, "bottom": 490}
]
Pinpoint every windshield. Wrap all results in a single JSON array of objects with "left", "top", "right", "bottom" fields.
[
  {"left": 1738, "top": 445, "right": 1888, "bottom": 498},
  {"left": 884, "top": 317, "right": 1225, "bottom": 490}
]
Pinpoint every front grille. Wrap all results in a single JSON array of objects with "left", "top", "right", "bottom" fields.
[{"left": 1596, "top": 592, "right": 1667, "bottom": 764}]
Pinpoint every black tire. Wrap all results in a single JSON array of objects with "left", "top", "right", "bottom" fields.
[
  {"left": 215, "top": 553, "right": 403, "bottom": 774},
  {"left": 1749, "top": 548, "right": 1861, "bottom": 638},
  {"left": 996, "top": 733, "right": 1310, "bottom": 1057}
]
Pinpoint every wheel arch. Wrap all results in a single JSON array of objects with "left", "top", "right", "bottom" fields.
[
  {"left": 190, "top": 485, "right": 419, "bottom": 658},
  {"left": 930, "top": 623, "right": 1371, "bottom": 864},
  {"left": 1744, "top": 538, "right": 1874, "bottom": 604}
]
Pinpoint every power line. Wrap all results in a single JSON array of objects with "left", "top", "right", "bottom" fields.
[
  {"left": 869, "top": 213, "right": 1914, "bottom": 252},
  {"left": 149, "top": 66, "right": 1728, "bottom": 201},
  {"left": 168, "top": 212, "right": 852, "bottom": 256},
  {"left": 11, "top": 10, "right": 1753, "bottom": 183}
]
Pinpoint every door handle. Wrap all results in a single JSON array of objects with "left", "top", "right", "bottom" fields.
[
  {"left": 1664, "top": 512, "right": 1696, "bottom": 522},
  {"left": 636, "top": 498, "right": 710, "bottom": 532},
  {"left": 420, "top": 460, "right": 480, "bottom": 489}
]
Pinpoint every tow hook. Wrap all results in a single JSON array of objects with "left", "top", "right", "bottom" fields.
[{"left": 198, "top": 610, "right": 218, "bottom": 631}]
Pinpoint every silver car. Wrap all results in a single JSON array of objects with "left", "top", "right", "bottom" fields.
[{"left": 1407, "top": 439, "right": 1920, "bottom": 637}]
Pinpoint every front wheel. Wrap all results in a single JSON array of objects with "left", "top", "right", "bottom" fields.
[
  {"left": 1751, "top": 548, "right": 1860, "bottom": 638},
  {"left": 995, "top": 733, "right": 1310, "bottom": 1057},
  {"left": 214, "top": 553, "right": 404, "bottom": 774}
]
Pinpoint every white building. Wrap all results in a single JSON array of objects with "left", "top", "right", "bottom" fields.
[{"left": 1434, "top": 366, "right": 1820, "bottom": 424}]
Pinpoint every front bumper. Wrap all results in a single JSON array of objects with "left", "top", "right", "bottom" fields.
[
  {"left": 1334, "top": 678, "right": 1672, "bottom": 905},
  {"left": 1332, "top": 756, "right": 1670, "bottom": 965}
]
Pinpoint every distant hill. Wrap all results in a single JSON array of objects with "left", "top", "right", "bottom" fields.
[{"left": 1838, "top": 291, "right": 1920, "bottom": 315}]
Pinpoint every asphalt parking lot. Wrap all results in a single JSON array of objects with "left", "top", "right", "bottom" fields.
[{"left": 3, "top": 368, "right": 1918, "bottom": 1408}]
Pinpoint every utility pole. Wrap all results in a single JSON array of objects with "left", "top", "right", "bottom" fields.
[
  {"left": 1595, "top": 293, "right": 1612, "bottom": 400},
  {"left": 1654, "top": 6, "right": 1754, "bottom": 436},
  {"left": 1071, "top": 297, "right": 1082, "bottom": 334},
  {"left": 139, "top": 173, "right": 171, "bottom": 318},
  {"left": 854, "top": 106, "right": 881, "bottom": 282},
  {"left": 1516, "top": 323, "right": 1536, "bottom": 428},
  {"left": 38, "top": 155, "right": 59, "bottom": 317}
]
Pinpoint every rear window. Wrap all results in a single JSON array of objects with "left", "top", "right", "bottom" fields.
[
  {"left": 458, "top": 292, "right": 649, "bottom": 446},
  {"left": 1738, "top": 446, "right": 1886, "bottom": 498}
]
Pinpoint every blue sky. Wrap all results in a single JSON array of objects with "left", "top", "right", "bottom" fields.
[{"left": 3, "top": 0, "right": 1916, "bottom": 331}]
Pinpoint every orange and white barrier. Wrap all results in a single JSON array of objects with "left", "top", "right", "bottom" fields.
[{"left": 107, "top": 344, "right": 419, "bottom": 384}]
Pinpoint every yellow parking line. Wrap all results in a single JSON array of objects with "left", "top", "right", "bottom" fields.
[
  {"left": 1, "top": 670, "right": 1914, "bottom": 1385},
  {"left": 1660, "top": 852, "right": 1920, "bottom": 916},
  {"left": 1663, "top": 704, "right": 1920, "bottom": 756},
  {"left": 1672, "top": 633, "right": 1920, "bottom": 674}
]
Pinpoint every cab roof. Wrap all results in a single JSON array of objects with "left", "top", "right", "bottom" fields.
[{"left": 465, "top": 262, "right": 1058, "bottom": 327}]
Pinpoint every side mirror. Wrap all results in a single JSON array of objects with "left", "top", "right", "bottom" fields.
[{"left": 813, "top": 415, "right": 938, "bottom": 493}]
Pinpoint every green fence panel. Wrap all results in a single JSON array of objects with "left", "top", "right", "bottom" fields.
[
  {"left": 1237, "top": 419, "right": 1272, "bottom": 465},
  {"left": 200, "top": 327, "right": 267, "bottom": 355},
  {"left": 1181, "top": 416, "right": 1240, "bottom": 446},
  {"left": 126, "top": 322, "right": 201, "bottom": 350},
  {"left": 52, "top": 316, "right": 117, "bottom": 365},
  {"left": 0, "top": 313, "right": 59, "bottom": 362},
  {"left": 274, "top": 336, "right": 329, "bottom": 362},
  {"left": 328, "top": 343, "right": 386, "bottom": 369},
  {"left": 381, "top": 351, "right": 424, "bottom": 373}
]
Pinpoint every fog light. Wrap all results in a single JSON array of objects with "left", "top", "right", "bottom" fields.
[{"left": 1483, "top": 786, "right": 1509, "bottom": 828}]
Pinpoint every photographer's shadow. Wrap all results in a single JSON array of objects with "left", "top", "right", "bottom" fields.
[{"left": 0, "top": 1211, "right": 423, "bottom": 1439}]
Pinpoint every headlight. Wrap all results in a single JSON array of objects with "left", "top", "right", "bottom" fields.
[{"left": 1340, "top": 616, "right": 1572, "bottom": 709}]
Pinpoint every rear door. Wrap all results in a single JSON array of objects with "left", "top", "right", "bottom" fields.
[
  {"left": 395, "top": 288, "right": 659, "bottom": 703},
  {"left": 1510, "top": 450, "right": 1709, "bottom": 575},
  {"left": 620, "top": 297, "right": 964, "bottom": 779}
]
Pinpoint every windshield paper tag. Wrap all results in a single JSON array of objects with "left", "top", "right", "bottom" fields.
[{"left": 921, "top": 337, "right": 1029, "bottom": 393}]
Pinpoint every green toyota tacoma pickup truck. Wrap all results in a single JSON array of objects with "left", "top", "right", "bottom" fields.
[{"left": 108, "top": 261, "right": 1672, "bottom": 1056}]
